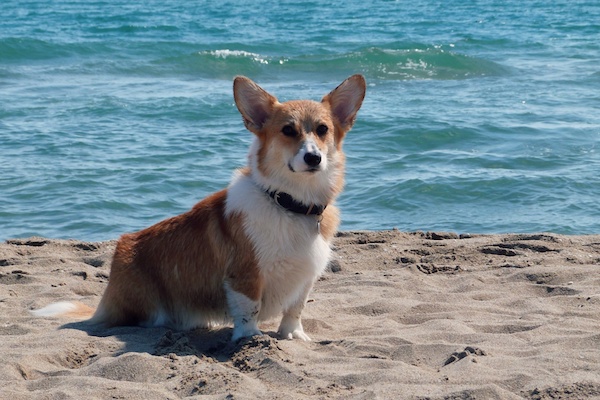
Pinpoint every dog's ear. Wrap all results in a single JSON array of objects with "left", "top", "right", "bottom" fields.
[
  {"left": 233, "top": 76, "right": 278, "bottom": 133},
  {"left": 322, "top": 74, "right": 366, "bottom": 131}
]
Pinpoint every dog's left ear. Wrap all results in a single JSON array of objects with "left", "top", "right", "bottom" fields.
[
  {"left": 233, "top": 76, "right": 278, "bottom": 134},
  {"left": 322, "top": 74, "right": 366, "bottom": 131}
]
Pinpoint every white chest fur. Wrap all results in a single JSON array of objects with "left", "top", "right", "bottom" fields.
[{"left": 225, "top": 172, "right": 331, "bottom": 320}]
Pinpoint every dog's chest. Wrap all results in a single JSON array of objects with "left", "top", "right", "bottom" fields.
[
  {"left": 225, "top": 175, "right": 331, "bottom": 317},
  {"left": 248, "top": 212, "right": 331, "bottom": 318},
  {"left": 244, "top": 197, "right": 330, "bottom": 273}
]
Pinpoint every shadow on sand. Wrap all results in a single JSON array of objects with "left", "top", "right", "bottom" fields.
[{"left": 61, "top": 320, "right": 283, "bottom": 362}]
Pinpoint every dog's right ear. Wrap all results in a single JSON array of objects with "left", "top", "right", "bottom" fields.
[{"left": 233, "top": 76, "right": 278, "bottom": 134}]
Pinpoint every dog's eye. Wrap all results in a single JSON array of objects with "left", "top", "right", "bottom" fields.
[
  {"left": 281, "top": 125, "right": 297, "bottom": 137},
  {"left": 316, "top": 124, "right": 328, "bottom": 136}
]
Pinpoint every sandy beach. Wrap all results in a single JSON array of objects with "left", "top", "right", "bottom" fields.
[{"left": 1, "top": 230, "right": 599, "bottom": 399}]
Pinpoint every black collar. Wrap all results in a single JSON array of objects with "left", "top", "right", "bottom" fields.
[{"left": 266, "top": 190, "right": 327, "bottom": 216}]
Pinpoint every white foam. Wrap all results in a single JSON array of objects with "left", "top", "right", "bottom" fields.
[{"left": 208, "top": 49, "right": 269, "bottom": 64}]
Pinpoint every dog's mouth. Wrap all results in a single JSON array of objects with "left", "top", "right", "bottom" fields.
[{"left": 288, "top": 163, "right": 320, "bottom": 174}]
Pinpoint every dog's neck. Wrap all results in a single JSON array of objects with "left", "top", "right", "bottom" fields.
[{"left": 264, "top": 189, "right": 327, "bottom": 216}]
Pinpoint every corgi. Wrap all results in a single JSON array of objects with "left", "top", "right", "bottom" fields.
[{"left": 33, "top": 75, "right": 366, "bottom": 342}]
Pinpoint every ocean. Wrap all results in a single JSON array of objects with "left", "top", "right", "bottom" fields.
[{"left": 2, "top": 0, "right": 600, "bottom": 241}]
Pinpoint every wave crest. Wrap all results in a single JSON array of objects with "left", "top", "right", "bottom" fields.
[
  {"left": 189, "top": 46, "right": 508, "bottom": 81},
  {"left": 0, "top": 37, "right": 508, "bottom": 81}
]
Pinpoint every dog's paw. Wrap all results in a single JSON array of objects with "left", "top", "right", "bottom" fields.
[
  {"left": 231, "top": 326, "right": 262, "bottom": 342},
  {"left": 281, "top": 329, "right": 312, "bottom": 341},
  {"left": 278, "top": 315, "right": 311, "bottom": 341}
]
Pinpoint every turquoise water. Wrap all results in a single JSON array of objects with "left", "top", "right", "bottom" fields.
[{"left": 2, "top": 0, "right": 600, "bottom": 241}]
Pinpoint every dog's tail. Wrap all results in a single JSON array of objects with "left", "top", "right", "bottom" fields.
[{"left": 31, "top": 301, "right": 96, "bottom": 320}]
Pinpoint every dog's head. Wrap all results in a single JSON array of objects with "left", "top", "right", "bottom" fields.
[{"left": 233, "top": 75, "right": 366, "bottom": 203}]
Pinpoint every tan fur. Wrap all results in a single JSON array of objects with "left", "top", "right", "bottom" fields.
[
  {"left": 93, "top": 189, "right": 260, "bottom": 328},
  {"left": 65, "top": 302, "right": 96, "bottom": 319}
]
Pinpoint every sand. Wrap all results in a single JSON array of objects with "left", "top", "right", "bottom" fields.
[{"left": 1, "top": 230, "right": 599, "bottom": 399}]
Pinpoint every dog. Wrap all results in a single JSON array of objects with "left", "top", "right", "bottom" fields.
[{"left": 33, "top": 75, "right": 366, "bottom": 342}]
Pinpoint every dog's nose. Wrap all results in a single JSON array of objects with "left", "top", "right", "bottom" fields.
[{"left": 304, "top": 152, "right": 322, "bottom": 168}]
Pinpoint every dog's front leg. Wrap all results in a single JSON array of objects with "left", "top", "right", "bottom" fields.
[
  {"left": 278, "top": 281, "right": 314, "bottom": 341},
  {"left": 225, "top": 281, "right": 262, "bottom": 342}
]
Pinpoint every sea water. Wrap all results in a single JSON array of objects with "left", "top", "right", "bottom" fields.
[{"left": 1, "top": 0, "right": 600, "bottom": 241}]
